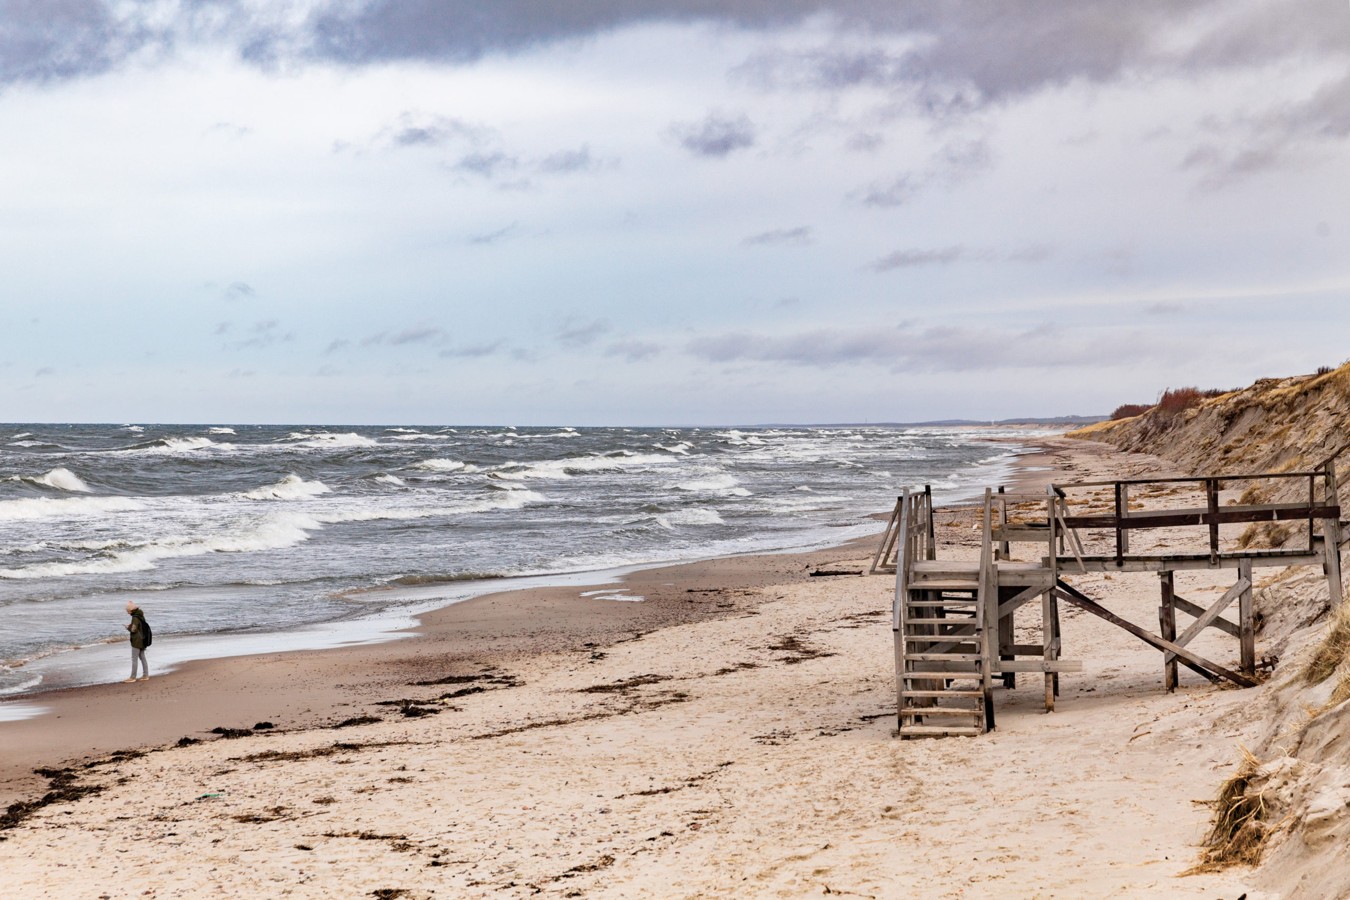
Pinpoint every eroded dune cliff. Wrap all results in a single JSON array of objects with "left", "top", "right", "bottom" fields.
[{"left": 1072, "top": 367, "right": 1350, "bottom": 897}]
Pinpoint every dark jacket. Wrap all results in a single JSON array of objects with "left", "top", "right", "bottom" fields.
[{"left": 128, "top": 609, "right": 149, "bottom": 650}]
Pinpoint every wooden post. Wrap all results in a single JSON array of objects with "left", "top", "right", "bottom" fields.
[
  {"left": 1159, "top": 571, "right": 1178, "bottom": 691},
  {"left": 1114, "top": 481, "right": 1125, "bottom": 566},
  {"left": 996, "top": 485, "right": 1010, "bottom": 561},
  {"left": 924, "top": 484, "right": 936, "bottom": 561},
  {"left": 893, "top": 491, "right": 911, "bottom": 727},
  {"left": 999, "top": 585, "right": 1015, "bottom": 690},
  {"left": 1238, "top": 558, "right": 1255, "bottom": 676},
  {"left": 1323, "top": 461, "right": 1344, "bottom": 609},
  {"left": 1206, "top": 478, "right": 1220, "bottom": 566},
  {"left": 1120, "top": 483, "right": 1130, "bottom": 554}
]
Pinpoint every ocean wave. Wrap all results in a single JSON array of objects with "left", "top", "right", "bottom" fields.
[
  {"left": 122, "top": 436, "right": 228, "bottom": 455},
  {"left": 412, "top": 458, "right": 474, "bottom": 473},
  {"left": 282, "top": 432, "right": 378, "bottom": 449},
  {"left": 674, "top": 473, "right": 751, "bottom": 496},
  {"left": 386, "top": 571, "right": 506, "bottom": 586},
  {"left": 656, "top": 442, "right": 694, "bottom": 455},
  {"left": 719, "top": 430, "right": 767, "bottom": 447},
  {"left": 387, "top": 432, "right": 448, "bottom": 442},
  {"left": 11, "top": 467, "right": 93, "bottom": 493},
  {"left": 656, "top": 508, "right": 725, "bottom": 529},
  {"left": 375, "top": 474, "right": 406, "bottom": 487},
  {"left": 311, "top": 488, "right": 544, "bottom": 525},
  {"left": 240, "top": 474, "right": 332, "bottom": 501},
  {"left": 489, "top": 452, "right": 673, "bottom": 481},
  {"left": 0, "top": 496, "right": 144, "bottom": 522},
  {"left": 208, "top": 427, "right": 236, "bottom": 435},
  {"left": 0, "top": 511, "right": 322, "bottom": 579}
]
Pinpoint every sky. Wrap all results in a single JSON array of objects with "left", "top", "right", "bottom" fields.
[{"left": 3, "top": 0, "right": 1350, "bottom": 426}]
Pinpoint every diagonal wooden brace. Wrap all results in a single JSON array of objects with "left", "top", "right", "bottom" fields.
[
  {"left": 1164, "top": 577, "right": 1250, "bottom": 665},
  {"left": 1054, "top": 581, "right": 1257, "bottom": 688}
]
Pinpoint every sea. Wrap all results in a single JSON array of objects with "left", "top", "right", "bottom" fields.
[{"left": 0, "top": 423, "right": 1044, "bottom": 702}]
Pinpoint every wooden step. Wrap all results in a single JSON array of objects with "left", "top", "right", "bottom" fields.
[
  {"left": 902, "top": 670, "right": 983, "bottom": 681},
  {"left": 906, "top": 579, "right": 980, "bottom": 591},
  {"left": 899, "top": 707, "right": 981, "bottom": 718},
  {"left": 904, "top": 617, "right": 978, "bottom": 625},
  {"left": 902, "top": 689, "right": 983, "bottom": 698},
  {"left": 897, "top": 725, "right": 984, "bottom": 737},
  {"left": 905, "top": 652, "right": 982, "bottom": 662},
  {"left": 905, "top": 599, "right": 979, "bottom": 607},
  {"left": 902, "top": 636, "right": 979, "bottom": 647}
]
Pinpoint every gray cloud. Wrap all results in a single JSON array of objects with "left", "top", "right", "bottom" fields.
[
  {"left": 742, "top": 226, "right": 812, "bottom": 247},
  {"left": 539, "top": 145, "right": 598, "bottom": 174},
  {"left": 385, "top": 112, "right": 484, "bottom": 148},
  {"left": 230, "top": 319, "right": 295, "bottom": 350},
  {"left": 7, "top": 1, "right": 1349, "bottom": 110},
  {"left": 223, "top": 281, "right": 255, "bottom": 301},
  {"left": 362, "top": 326, "right": 447, "bottom": 347},
  {"left": 670, "top": 113, "right": 756, "bottom": 158},
  {"left": 684, "top": 321, "right": 1145, "bottom": 372},
  {"left": 605, "top": 339, "right": 663, "bottom": 361},
  {"left": 454, "top": 150, "right": 520, "bottom": 177},
  {"left": 440, "top": 340, "right": 505, "bottom": 358},
  {"left": 555, "top": 318, "right": 610, "bottom": 348},
  {"left": 0, "top": 0, "right": 154, "bottom": 84},
  {"left": 870, "top": 246, "right": 965, "bottom": 271},
  {"left": 861, "top": 174, "right": 921, "bottom": 208},
  {"left": 468, "top": 223, "right": 518, "bottom": 245}
]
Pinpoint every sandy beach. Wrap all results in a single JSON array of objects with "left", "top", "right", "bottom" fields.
[{"left": 0, "top": 437, "right": 1269, "bottom": 897}]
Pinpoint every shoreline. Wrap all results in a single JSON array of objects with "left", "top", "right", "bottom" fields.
[
  {"left": 0, "top": 437, "right": 1058, "bottom": 809},
  {"left": 0, "top": 435, "right": 1058, "bottom": 806},
  {"left": 0, "top": 433, "right": 1261, "bottom": 896}
]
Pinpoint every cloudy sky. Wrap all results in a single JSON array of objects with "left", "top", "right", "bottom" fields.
[{"left": 3, "top": 1, "right": 1349, "bottom": 425}]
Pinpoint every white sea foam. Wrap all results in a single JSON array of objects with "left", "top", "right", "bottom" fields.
[
  {"left": 376, "top": 475, "right": 406, "bottom": 487},
  {"left": 310, "top": 488, "right": 544, "bottom": 525},
  {"left": 491, "top": 452, "right": 672, "bottom": 481},
  {"left": 675, "top": 473, "right": 751, "bottom": 496},
  {"left": 0, "top": 496, "right": 143, "bottom": 522},
  {"left": 656, "top": 508, "right": 725, "bottom": 528},
  {"left": 241, "top": 474, "right": 332, "bottom": 501},
  {"left": 579, "top": 588, "right": 644, "bottom": 601},
  {"left": 413, "top": 458, "right": 469, "bottom": 473},
  {"left": 208, "top": 427, "right": 236, "bottom": 435},
  {"left": 121, "top": 425, "right": 144, "bottom": 433},
  {"left": 283, "top": 432, "right": 378, "bottom": 449},
  {"left": 136, "top": 436, "right": 223, "bottom": 454},
  {"left": 0, "top": 511, "right": 323, "bottom": 579},
  {"left": 11, "top": 432, "right": 32, "bottom": 440},
  {"left": 14, "top": 468, "right": 92, "bottom": 493}
]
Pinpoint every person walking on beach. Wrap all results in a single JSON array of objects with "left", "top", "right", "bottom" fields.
[{"left": 123, "top": 601, "right": 151, "bottom": 683}]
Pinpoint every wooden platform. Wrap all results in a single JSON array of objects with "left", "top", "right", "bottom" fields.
[{"left": 883, "top": 461, "right": 1349, "bottom": 738}]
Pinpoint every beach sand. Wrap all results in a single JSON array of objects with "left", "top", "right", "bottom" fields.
[{"left": 1, "top": 438, "right": 1266, "bottom": 897}]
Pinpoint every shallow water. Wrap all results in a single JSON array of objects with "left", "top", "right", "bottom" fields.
[{"left": 0, "top": 423, "right": 1042, "bottom": 695}]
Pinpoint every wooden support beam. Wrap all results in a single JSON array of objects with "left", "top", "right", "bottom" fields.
[
  {"left": 1238, "top": 558, "right": 1255, "bottom": 676},
  {"left": 1054, "top": 581, "right": 1258, "bottom": 688},
  {"left": 997, "top": 585, "right": 1047, "bottom": 620},
  {"left": 1159, "top": 571, "right": 1177, "bottom": 692},
  {"left": 995, "top": 659, "right": 1083, "bottom": 673},
  {"left": 1164, "top": 575, "right": 1251, "bottom": 665},
  {"left": 1171, "top": 595, "right": 1240, "bottom": 637},
  {"left": 871, "top": 496, "right": 903, "bottom": 575}
]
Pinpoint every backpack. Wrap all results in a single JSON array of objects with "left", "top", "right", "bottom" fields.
[{"left": 140, "top": 616, "right": 153, "bottom": 648}]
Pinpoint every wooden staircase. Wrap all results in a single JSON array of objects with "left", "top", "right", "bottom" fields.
[{"left": 897, "top": 560, "right": 991, "bottom": 737}]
